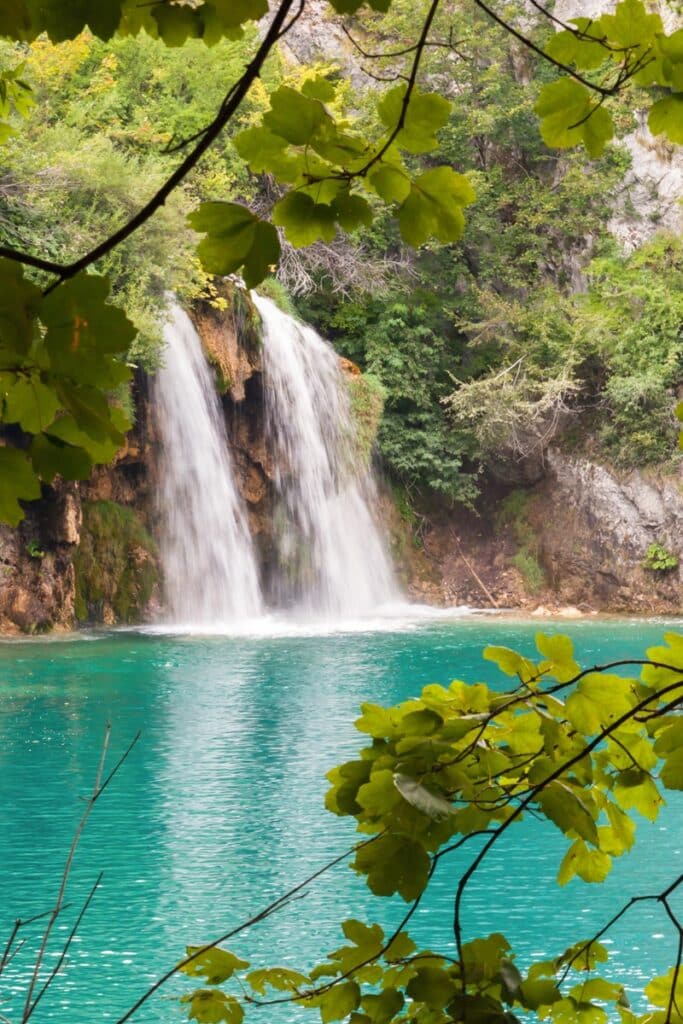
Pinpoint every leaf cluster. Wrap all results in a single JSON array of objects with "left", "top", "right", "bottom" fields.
[
  {"left": 0, "top": 260, "right": 134, "bottom": 523},
  {"left": 178, "top": 630, "right": 683, "bottom": 1024}
]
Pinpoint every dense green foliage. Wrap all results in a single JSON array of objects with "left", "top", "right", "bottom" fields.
[
  {"left": 175, "top": 630, "right": 683, "bottom": 1024},
  {"left": 445, "top": 235, "right": 683, "bottom": 470},
  {"left": 299, "top": 1, "right": 681, "bottom": 496},
  {"left": 0, "top": 0, "right": 681, "bottom": 521}
]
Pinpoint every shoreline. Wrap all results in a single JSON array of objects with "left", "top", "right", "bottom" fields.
[{"left": 0, "top": 603, "right": 681, "bottom": 642}]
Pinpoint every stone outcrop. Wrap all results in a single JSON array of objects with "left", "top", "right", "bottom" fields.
[
  {"left": 408, "top": 450, "right": 682, "bottom": 615},
  {"left": 0, "top": 373, "right": 160, "bottom": 633},
  {"left": 529, "top": 450, "right": 682, "bottom": 613},
  {"left": 0, "top": 481, "right": 79, "bottom": 633}
]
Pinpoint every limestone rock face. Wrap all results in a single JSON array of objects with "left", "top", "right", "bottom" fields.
[
  {"left": 0, "top": 483, "right": 79, "bottom": 634},
  {"left": 193, "top": 283, "right": 262, "bottom": 397},
  {"left": 529, "top": 450, "right": 682, "bottom": 613}
]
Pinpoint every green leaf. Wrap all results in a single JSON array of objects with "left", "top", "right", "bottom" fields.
[
  {"left": 660, "top": 748, "right": 683, "bottom": 790},
  {"left": 302, "top": 76, "right": 336, "bottom": 102},
  {"left": 520, "top": 978, "right": 562, "bottom": 1010},
  {"left": 551, "top": 997, "right": 608, "bottom": 1024},
  {"left": 645, "top": 968, "right": 683, "bottom": 1009},
  {"left": 180, "top": 947, "right": 249, "bottom": 985},
  {"left": 264, "top": 86, "right": 329, "bottom": 146},
  {"left": 565, "top": 673, "right": 635, "bottom": 734},
  {"left": 557, "top": 838, "right": 611, "bottom": 885},
  {"left": 189, "top": 202, "right": 280, "bottom": 288},
  {"left": 360, "top": 988, "right": 403, "bottom": 1024},
  {"left": 384, "top": 931, "right": 416, "bottom": 963},
  {"left": 182, "top": 989, "right": 244, "bottom": 1024},
  {"left": 46, "top": 413, "right": 121, "bottom": 463},
  {"left": 40, "top": 272, "right": 135, "bottom": 389},
  {"left": 327, "top": 0, "right": 391, "bottom": 14},
  {"left": 536, "top": 633, "right": 579, "bottom": 681},
  {"left": 152, "top": 4, "right": 202, "bottom": 45},
  {"left": 0, "top": 1, "right": 31, "bottom": 39},
  {"left": 273, "top": 192, "right": 337, "bottom": 247},
  {"left": 406, "top": 966, "right": 456, "bottom": 1008},
  {"left": 557, "top": 940, "right": 609, "bottom": 973},
  {"left": 0, "top": 445, "right": 41, "bottom": 524},
  {"left": 208, "top": 0, "right": 268, "bottom": 30},
  {"left": 353, "top": 833, "right": 430, "bottom": 901},
  {"left": 398, "top": 166, "right": 475, "bottom": 247},
  {"left": 484, "top": 645, "right": 537, "bottom": 679},
  {"left": 308, "top": 981, "right": 360, "bottom": 1023},
  {"left": 537, "top": 781, "right": 598, "bottom": 843},
  {"left": 367, "top": 164, "right": 411, "bottom": 204},
  {"left": 0, "top": 258, "right": 41, "bottom": 361},
  {"left": 23, "top": 0, "right": 123, "bottom": 42},
  {"left": 569, "top": 979, "right": 622, "bottom": 1002},
  {"left": 648, "top": 94, "right": 683, "bottom": 144},
  {"left": 545, "top": 22, "right": 607, "bottom": 70},
  {"left": 246, "top": 967, "right": 309, "bottom": 995},
  {"left": 378, "top": 86, "right": 451, "bottom": 153},
  {"left": 599, "top": 0, "right": 662, "bottom": 49},
  {"left": 597, "top": 802, "right": 636, "bottom": 855},
  {"left": 233, "top": 126, "right": 304, "bottom": 183},
  {"left": 613, "top": 769, "right": 663, "bottom": 821},
  {"left": 3, "top": 374, "right": 60, "bottom": 433},
  {"left": 535, "top": 80, "right": 614, "bottom": 157},
  {"left": 356, "top": 768, "right": 401, "bottom": 817},
  {"left": 462, "top": 933, "right": 511, "bottom": 981},
  {"left": 29, "top": 435, "right": 92, "bottom": 483},
  {"left": 331, "top": 192, "right": 373, "bottom": 232}
]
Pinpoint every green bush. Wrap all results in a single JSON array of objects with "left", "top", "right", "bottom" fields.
[
  {"left": 512, "top": 550, "right": 546, "bottom": 594},
  {"left": 642, "top": 542, "right": 679, "bottom": 573}
]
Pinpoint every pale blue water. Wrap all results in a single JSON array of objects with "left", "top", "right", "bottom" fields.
[{"left": 0, "top": 617, "right": 681, "bottom": 1024}]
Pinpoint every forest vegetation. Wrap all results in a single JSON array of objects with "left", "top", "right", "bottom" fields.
[{"left": 0, "top": 0, "right": 681, "bottom": 520}]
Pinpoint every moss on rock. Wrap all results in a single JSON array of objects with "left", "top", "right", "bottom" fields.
[
  {"left": 74, "top": 500, "right": 158, "bottom": 624},
  {"left": 347, "top": 372, "right": 386, "bottom": 467}
]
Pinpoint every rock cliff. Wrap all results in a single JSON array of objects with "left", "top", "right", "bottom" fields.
[{"left": 407, "top": 450, "right": 682, "bottom": 615}]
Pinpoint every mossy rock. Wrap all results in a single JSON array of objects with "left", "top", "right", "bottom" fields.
[
  {"left": 347, "top": 373, "right": 386, "bottom": 467},
  {"left": 74, "top": 500, "right": 158, "bottom": 624}
]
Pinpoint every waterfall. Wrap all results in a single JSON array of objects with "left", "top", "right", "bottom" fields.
[
  {"left": 253, "top": 294, "right": 397, "bottom": 617},
  {"left": 153, "top": 303, "right": 263, "bottom": 625}
]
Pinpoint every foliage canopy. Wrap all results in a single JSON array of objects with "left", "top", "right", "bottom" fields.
[{"left": 0, "top": 0, "right": 681, "bottom": 520}]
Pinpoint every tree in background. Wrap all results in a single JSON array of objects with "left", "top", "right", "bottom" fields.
[{"left": 0, "top": 0, "right": 682, "bottom": 522}]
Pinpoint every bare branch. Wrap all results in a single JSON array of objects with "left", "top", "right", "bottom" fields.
[
  {"left": 21, "top": 727, "right": 139, "bottom": 1022},
  {"left": 453, "top": 674, "right": 683, "bottom": 988},
  {"left": 114, "top": 833, "right": 381, "bottom": 1024},
  {"left": 25, "top": 873, "right": 104, "bottom": 1022}
]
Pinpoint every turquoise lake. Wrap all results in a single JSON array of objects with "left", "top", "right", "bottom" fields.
[{"left": 0, "top": 616, "right": 681, "bottom": 1023}]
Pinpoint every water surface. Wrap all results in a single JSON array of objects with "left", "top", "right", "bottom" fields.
[{"left": 0, "top": 617, "right": 680, "bottom": 1022}]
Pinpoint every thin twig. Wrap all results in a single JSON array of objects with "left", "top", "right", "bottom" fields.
[
  {"left": 114, "top": 833, "right": 381, "bottom": 1024},
  {"left": 25, "top": 873, "right": 104, "bottom": 1022},
  {"left": 453, "top": 674, "right": 683, "bottom": 990},
  {"left": 21, "top": 726, "right": 139, "bottom": 1022}
]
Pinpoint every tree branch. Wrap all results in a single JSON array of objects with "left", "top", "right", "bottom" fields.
[
  {"left": 452, "top": 674, "right": 683, "bottom": 989},
  {"left": 0, "top": 0, "right": 298, "bottom": 291}
]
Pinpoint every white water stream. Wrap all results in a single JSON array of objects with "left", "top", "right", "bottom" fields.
[
  {"left": 154, "top": 295, "right": 397, "bottom": 625},
  {"left": 254, "top": 295, "right": 397, "bottom": 617},
  {"left": 153, "top": 303, "right": 263, "bottom": 624}
]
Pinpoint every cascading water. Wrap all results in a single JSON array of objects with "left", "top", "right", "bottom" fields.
[
  {"left": 253, "top": 294, "right": 397, "bottom": 617},
  {"left": 153, "top": 302, "right": 263, "bottom": 625}
]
